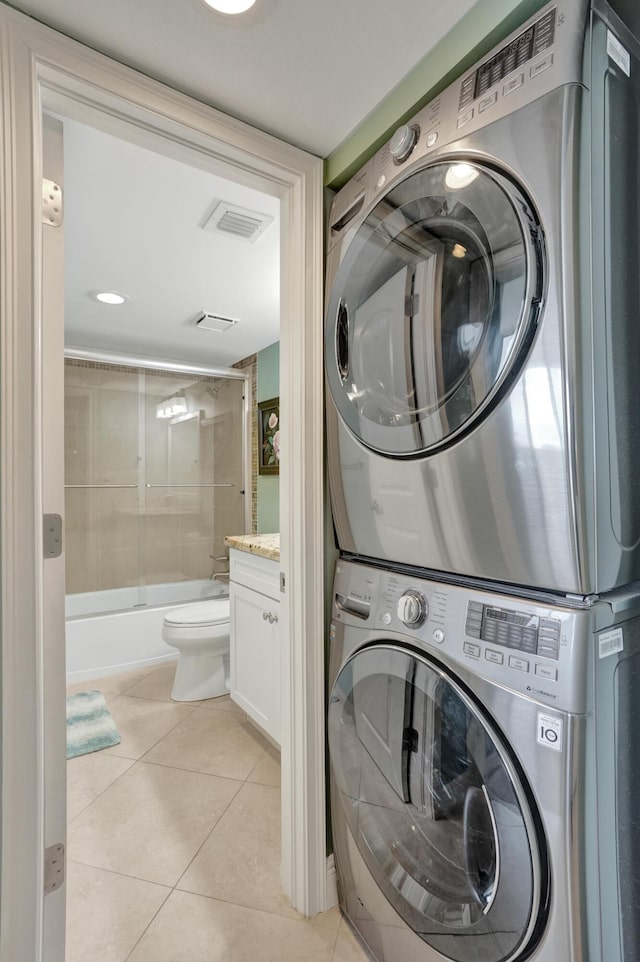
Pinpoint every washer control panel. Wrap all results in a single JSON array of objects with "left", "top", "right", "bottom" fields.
[
  {"left": 331, "top": 559, "right": 596, "bottom": 713},
  {"left": 465, "top": 601, "right": 561, "bottom": 659}
]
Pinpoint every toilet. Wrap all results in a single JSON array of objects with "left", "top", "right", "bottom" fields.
[{"left": 161, "top": 598, "right": 230, "bottom": 701}]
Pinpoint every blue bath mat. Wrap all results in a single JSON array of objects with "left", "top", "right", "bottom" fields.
[{"left": 66, "top": 690, "right": 121, "bottom": 759}]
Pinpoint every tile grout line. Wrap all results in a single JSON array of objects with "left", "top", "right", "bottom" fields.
[
  {"left": 66, "top": 857, "right": 173, "bottom": 891},
  {"left": 122, "top": 886, "right": 173, "bottom": 962},
  {"left": 170, "top": 778, "right": 245, "bottom": 893},
  {"left": 132, "top": 755, "right": 269, "bottom": 785},
  {"left": 67, "top": 757, "right": 136, "bottom": 825},
  {"left": 110, "top": 696, "right": 200, "bottom": 761}
]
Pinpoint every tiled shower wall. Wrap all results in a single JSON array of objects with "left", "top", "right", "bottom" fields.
[{"left": 64, "top": 358, "right": 247, "bottom": 595}]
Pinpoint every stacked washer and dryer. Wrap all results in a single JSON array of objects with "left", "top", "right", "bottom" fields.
[{"left": 324, "top": 1, "right": 640, "bottom": 961}]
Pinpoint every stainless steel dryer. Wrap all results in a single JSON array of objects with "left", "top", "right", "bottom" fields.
[
  {"left": 328, "top": 558, "right": 640, "bottom": 962},
  {"left": 325, "top": 0, "right": 640, "bottom": 595}
]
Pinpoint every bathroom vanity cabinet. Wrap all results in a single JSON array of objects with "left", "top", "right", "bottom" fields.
[{"left": 227, "top": 541, "right": 281, "bottom": 745}]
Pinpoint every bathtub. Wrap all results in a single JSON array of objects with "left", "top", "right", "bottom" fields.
[{"left": 65, "top": 579, "right": 228, "bottom": 682}]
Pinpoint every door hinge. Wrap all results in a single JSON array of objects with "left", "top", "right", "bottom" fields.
[
  {"left": 280, "top": 572, "right": 286, "bottom": 593},
  {"left": 44, "top": 843, "right": 65, "bottom": 895},
  {"left": 42, "top": 178, "right": 63, "bottom": 227},
  {"left": 43, "top": 513, "right": 63, "bottom": 559}
]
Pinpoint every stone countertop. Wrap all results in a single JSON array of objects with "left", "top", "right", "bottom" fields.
[{"left": 224, "top": 533, "right": 280, "bottom": 561}]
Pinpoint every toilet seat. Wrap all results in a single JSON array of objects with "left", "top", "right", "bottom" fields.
[{"left": 164, "top": 599, "right": 229, "bottom": 627}]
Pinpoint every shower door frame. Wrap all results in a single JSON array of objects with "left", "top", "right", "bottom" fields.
[
  {"left": 0, "top": 7, "right": 325, "bottom": 961},
  {"left": 63, "top": 348, "right": 253, "bottom": 600}
]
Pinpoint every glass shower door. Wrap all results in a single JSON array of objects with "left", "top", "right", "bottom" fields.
[
  {"left": 64, "top": 363, "right": 141, "bottom": 599},
  {"left": 64, "top": 360, "right": 247, "bottom": 613},
  {"left": 142, "top": 371, "right": 246, "bottom": 595}
]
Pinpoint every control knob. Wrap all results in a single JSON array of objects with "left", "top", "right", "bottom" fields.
[
  {"left": 389, "top": 124, "right": 418, "bottom": 163},
  {"left": 396, "top": 590, "right": 427, "bottom": 628}
]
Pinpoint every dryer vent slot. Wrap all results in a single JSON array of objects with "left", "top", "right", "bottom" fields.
[{"left": 331, "top": 194, "right": 365, "bottom": 234}]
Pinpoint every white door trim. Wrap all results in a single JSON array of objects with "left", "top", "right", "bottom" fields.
[{"left": 0, "top": 6, "right": 325, "bottom": 959}]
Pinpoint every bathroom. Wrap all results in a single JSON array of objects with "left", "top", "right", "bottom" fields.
[{"left": 57, "top": 112, "right": 336, "bottom": 962}]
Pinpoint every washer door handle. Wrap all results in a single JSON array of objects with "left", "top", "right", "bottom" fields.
[
  {"left": 335, "top": 299, "right": 350, "bottom": 383},
  {"left": 463, "top": 784, "right": 500, "bottom": 914}
]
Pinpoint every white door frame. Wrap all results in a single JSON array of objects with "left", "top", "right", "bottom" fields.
[{"left": 0, "top": 6, "right": 326, "bottom": 960}]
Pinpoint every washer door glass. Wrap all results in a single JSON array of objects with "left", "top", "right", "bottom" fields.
[
  {"left": 328, "top": 644, "right": 547, "bottom": 962},
  {"left": 325, "top": 163, "right": 543, "bottom": 456}
]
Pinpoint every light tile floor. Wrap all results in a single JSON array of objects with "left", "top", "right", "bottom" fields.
[{"left": 66, "top": 662, "right": 370, "bottom": 962}]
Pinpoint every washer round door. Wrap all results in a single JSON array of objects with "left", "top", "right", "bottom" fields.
[
  {"left": 325, "top": 161, "right": 544, "bottom": 457},
  {"left": 328, "top": 644, "right": 548, "bottom": 962}
]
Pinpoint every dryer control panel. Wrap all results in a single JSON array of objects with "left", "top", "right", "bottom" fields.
[{"left": 327, "top": 0, "right": 586, "bottom": 255}]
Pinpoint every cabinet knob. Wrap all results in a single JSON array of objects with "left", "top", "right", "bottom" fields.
[{"left": 262, "top": 611, "right": 268, "bottom": 621}]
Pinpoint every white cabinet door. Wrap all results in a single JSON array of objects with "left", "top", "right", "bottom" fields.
[{"left": 230, "top": 582, "right": 280, "bottom": 744}]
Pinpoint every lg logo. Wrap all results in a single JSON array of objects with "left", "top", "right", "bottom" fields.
[{"left": 537, "top": 712, "right": 563, "bottom": 752}]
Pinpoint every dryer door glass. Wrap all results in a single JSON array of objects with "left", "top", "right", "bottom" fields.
[
  {"left": 325, "top": 163, "right": 542, "bottom": 456},
  {"left": 328, "top": 644, "right": 547, "bottom": 962}
]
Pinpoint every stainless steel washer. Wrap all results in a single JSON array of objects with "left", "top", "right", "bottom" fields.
[
  {"left": 325, "top": 0, "right": 640, "bottom": 595},
  {"left": 328, "top": 558, "right": 640, "bottom": 962}
]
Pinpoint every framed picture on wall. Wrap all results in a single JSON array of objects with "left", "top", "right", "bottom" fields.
[{"left": 258, "top": 396, "right": 280, "bottom": 475}]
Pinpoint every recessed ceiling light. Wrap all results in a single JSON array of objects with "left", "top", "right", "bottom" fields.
[
  {"left": 94, "top": 291, "right": 127, "bottom": 305},
  {"left": 202, "top": 0, "right": 257, "bottom": 13}
]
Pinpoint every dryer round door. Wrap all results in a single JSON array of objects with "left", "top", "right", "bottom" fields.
[
  {"left": 325, "top": 162, "right": 544, "bottom": 457},
  {"left": 328, "top": 644, "right": 548, "bottom": 962}
]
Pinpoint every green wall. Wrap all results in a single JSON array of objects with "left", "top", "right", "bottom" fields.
[
  {"left": 324, "top": 0, "right": 547, "bottom": 188},
  {"left": 257, "top": 341, "right": 280, "bottom": 534}
]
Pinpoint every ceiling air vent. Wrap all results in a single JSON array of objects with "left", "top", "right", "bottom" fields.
[
  {"left": 195, "top": 312, "right": 238, "bottom": 333},
  {"left": 202, "top": 201, "right": 274, "bottom": 243}
]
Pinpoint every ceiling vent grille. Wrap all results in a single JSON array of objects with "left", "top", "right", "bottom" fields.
[
  {"left": 202, "top": 201, "right": 274, "bottom": 243},
  {"left": 195, "top": 312, "right": 238, "bottom": 333}
]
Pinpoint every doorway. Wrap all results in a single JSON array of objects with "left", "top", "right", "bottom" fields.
[
  {"left": 57, "top": 112, "right": 288, "bottom": 956},
  {"left": 0, "top": 7, "right": 325, "bottom": 961}
]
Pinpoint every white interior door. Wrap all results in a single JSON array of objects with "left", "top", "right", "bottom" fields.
[{"left": 41, "top": 113, "right": 68, "bottom": 962}]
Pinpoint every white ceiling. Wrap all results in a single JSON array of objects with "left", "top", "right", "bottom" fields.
[
  {"left": 62, "top": 118, "right": 280, "bottom": 366},
  {"left": 24, "top": 0, "right": 480, "bottom": 367},
  {"left": 10, "top": 0, "right": 479, "bottom": 157}
]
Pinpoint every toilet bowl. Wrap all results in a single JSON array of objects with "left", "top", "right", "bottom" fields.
[{"left": 161, "top": 598, "right": 230, "bottom": 701}]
